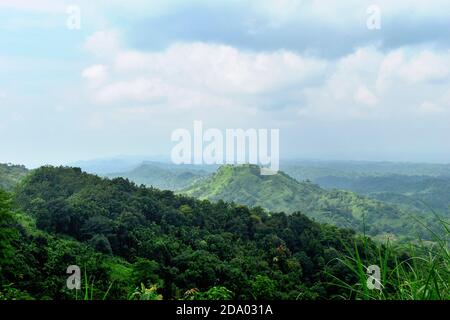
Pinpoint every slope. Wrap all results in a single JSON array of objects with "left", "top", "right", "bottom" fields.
[{"left": 183, "top": 164, "right": 439, "bottom": 240}]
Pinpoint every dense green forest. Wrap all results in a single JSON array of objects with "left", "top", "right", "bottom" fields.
[
  {"left": 0, "top": 166, "right": 369, "bottom": 300},
  {"left": 313, "top": 175, "right": 450, "bottom": 216},
  {"left": 93, "top": 162, "right": 450, "bottom": 242},
  {"left": 282, "top": 160, "right": 450, "bottom": 180},
  {"left": 0, "top": 165, "right": 448, "bottom": 300},
  {"left": 183, "top": 165, "right": 442, "bottom": 241},
  {"left": 0, "top": 163, "right": 28, "bottom": 191}
]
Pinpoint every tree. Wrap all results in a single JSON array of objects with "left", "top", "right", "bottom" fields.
[
  {"left": 88, "top": 234, "right": 112, "bottom": 255},
  {"left": 250, "top": 275, "right": 277, "bottom": 300},
  {"left": 0, "top": 190, "right": 18, "bottom": 267}
]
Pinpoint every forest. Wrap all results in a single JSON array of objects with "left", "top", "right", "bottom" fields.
[{"left": 0, "top": 164, "right": 448, "bottom": 300}]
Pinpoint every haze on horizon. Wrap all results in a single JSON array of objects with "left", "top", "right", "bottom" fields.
[{"left": 2, "top": 0, "right": 450, "bottom": 168}]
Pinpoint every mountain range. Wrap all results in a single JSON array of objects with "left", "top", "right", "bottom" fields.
[
  {"left": 1, "top": 161, "right": 447, "bottom": 241},
  {"left": 182, "top": 164, "right": 440, "bottom": 240},
  {"left": 1, "top": 161, "right": 448, "bottom": 300}
]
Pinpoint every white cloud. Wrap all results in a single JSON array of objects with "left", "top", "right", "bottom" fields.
[
  {"left": 81, "top": 34, "right": 450, "bottom": 125},
  {"left": 84, "top": 42, "right": 327, "bottom": 110},
  {"left": 354, "top": 86, "right": 378, "bottom": 106},
  {"left": 377, "top": 49, "right": 450, "bottom": 90},
  {"left": 82, "top": 64, "right": 108, "bottom": 87},
  {"left": 299, "top": 46, "right": 450, "bottom": 120},
  {"left": 400, "top": 51, "right": 450, "bottom": 83},
  {"left": 93, "top": 78, "right": 170, "bottom": 105},
  {"left": 0, "top": 0, "right": 64, "bottom": 12},
  {"left": 418, "top": 101, "right": 445, "bottom": 115},
  {"left": 113, "top": 43, "right": 326, "bottom": 94},
  {"left": 83, "top": 30, "right": 121, "bottom": 58}
]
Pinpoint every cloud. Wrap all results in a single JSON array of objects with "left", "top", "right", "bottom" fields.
[
  {"left": 81, "top": 34, "right": 450, "bottom": 125},
  {"left": 83, "top": 30, "right": 121, "bottom": 58},
  {"left": 82, "top": 64, "right": 108, "bottom": 87},
  {"left": 354, "top": 86, "right": 378, "bottom": 106},
  {"left": 299, "top": 46, "right": 450, "bottom": 120},
  {"left": 399, "top": 51, "right": 450, "bottom": 83},
  {"left": 121, "top": 0, "right": 450, "bottom": 59},
  {"left": 0, "top": 0, "right": 64, "bottom": 12},
  {"left": 378, "top": 50, "right": 450, "bottom": 86},
  {"left": 128, "top": 43, "right": 325, "bottom": 94},
  {"left": 418, "top": 101, "right": 445, "bottom": 115},
  {"left": 5, "top": 0, "right": 450, "bottom": 164},
  {"left": 83, "top": 40, "right": 327, "bottom": 110}
]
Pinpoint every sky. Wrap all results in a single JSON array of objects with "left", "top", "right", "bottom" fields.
[{"left": 1, "top": 0, "right": 450, "bottom": 167}]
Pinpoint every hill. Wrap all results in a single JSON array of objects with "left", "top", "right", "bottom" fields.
[
  {"left": 183, "top": 164, "right": 324, "bottom": 213},
  {"left": 1, "top": 166, "right": 448, "bottom": 300},
  {"left": 314, "top": 174, "right": 450, "bottom": 217},
  {"left": 4, "top": 165, "right": 367, "bottom": 300},
  {"left": 282, "top": 160, "right": 450, "bottom": 181},
  {"left": 182, "top": 165, "right": 440, "bottom": 240},
  {"left": 106, "top": 162, "right": 210, "bottom": 191},
  {"left": 0, "top": 163, "right": 28, "bottom": 191}
]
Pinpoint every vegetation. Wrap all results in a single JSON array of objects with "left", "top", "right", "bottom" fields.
[
  {"left": 282, "top": 160, "right": 450, "bottom": 181},
  {"left": 107, "top": 162, "right": 208, "bottom": 191},
  {"left": 329, "top": 220, "right": 449, "bottom": 300},
  {"left": 0, "top": 166, "right": 365, "bottom": 300},
  {"left": 0, "top": 163, "right": 28, "bottom": 191},
  {"left": 0, "top": 164, "right": 448, "bottom": 301},
  {"left": 314, "top": 174, "right": 450, "bottom": 216},
  {"left": 182, "top": 165, "right": 443, "bottom": 241}
]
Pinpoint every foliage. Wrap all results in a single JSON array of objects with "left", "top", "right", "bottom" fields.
[
  {"left": 129, "top": 283, "right": 163, "bottom": 300},
  {"left": 314, "top": 174, "right": 450, "bottom": 217},
  {"left": 0, "top": 163, "right": 28, "bottom": 191},
  {"left": 328, "top": 219, "right": 449, "bottom": 300},
  {"left": 182, "top": 165, "right": 442, "bottom": 240},
  {"left": 184, "top": 286, "right": 234, "bottom": 300},
  {"left": 107, "top": 163, "right": 209, "bottom": 191},
  {"left": 4, "top": 166, "right": 362, "bottom": 300},
  {"left": 1, "top": 165, "right": 448, "bottom": 301}
]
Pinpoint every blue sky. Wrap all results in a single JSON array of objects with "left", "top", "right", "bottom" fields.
[{"left": 1, "top": 0, "right": 450, "bottom": 167}]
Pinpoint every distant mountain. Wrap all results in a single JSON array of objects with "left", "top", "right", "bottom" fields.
[
  {"left": 68, "top": 155, "right": 177, "bottom": 175},
  {"left": 315, "top": 174, "right": 450, "bottom": 216},
  {"left": 282, "top": 160, "right": 450, "bottom": 181},
  {"left": 0, "top": 163, "right": 28, "bottom": 191},
  {"left": 182, "top": 164, "right": 440, "bottom": 240},
  {"left": 106, "top": 162, "right": 213, "bottom": 191},
  {"left": 183, "top": 164, "right": 324, "bottom": 213}
]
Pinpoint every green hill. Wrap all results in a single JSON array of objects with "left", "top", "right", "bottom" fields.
[
  {"left": 3, "top": 165, "right": 368, "bottom": 300},
  {"left": 183, "top": 164, "right": 324, "bottom": 213},
  {"left": 0, "top": 163, "right": 28, "bottom": 191},
  {"left": 314, "top": 174, "right": 450, "bottom": 216},
  {"left": 1, "top": 165, "right": 448, "bottom": 300},
  {"left": 182, "top": 164, "right": 440, "bottom": 240},
  {"left": 282, "top": 160, "right": 450, "bottom": 181},
  {"left": 106, "top": 162, "right": 208, "bottom": 191}
]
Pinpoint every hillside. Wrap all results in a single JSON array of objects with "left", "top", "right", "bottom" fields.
[
  {"left": 1, "top": 166, "right": 448, "bottom": 300},
  {"left": 282, "top": 160, "right": 450, "bottom": 181},
  {"left": 182, "top": 165, "right": 439, "bottom": 240},
  {"left": 106, "top": 162, "right": 209, "bottom": 191},
  {"left": 0, "top": 163, "right": 28, "bottom": 191},
  {"left": 183, "top": 164, "right": 324, "bottom": 213},
  {"left": 3, "top": 165, "right": 368, "bottom": 300},
  {"left": 314, "top": 174, "right": 450, "bottom": 216}
]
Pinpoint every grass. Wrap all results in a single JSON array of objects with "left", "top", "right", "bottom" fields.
[
  {"left": 328, "top": 215, "right": 449, "bottom": 300},
  {"left": 71, "top": 268, "right": 114, "bottom": 300},
  {"left": 73, "top": 268, "right": 162, "bottom": 300}
]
